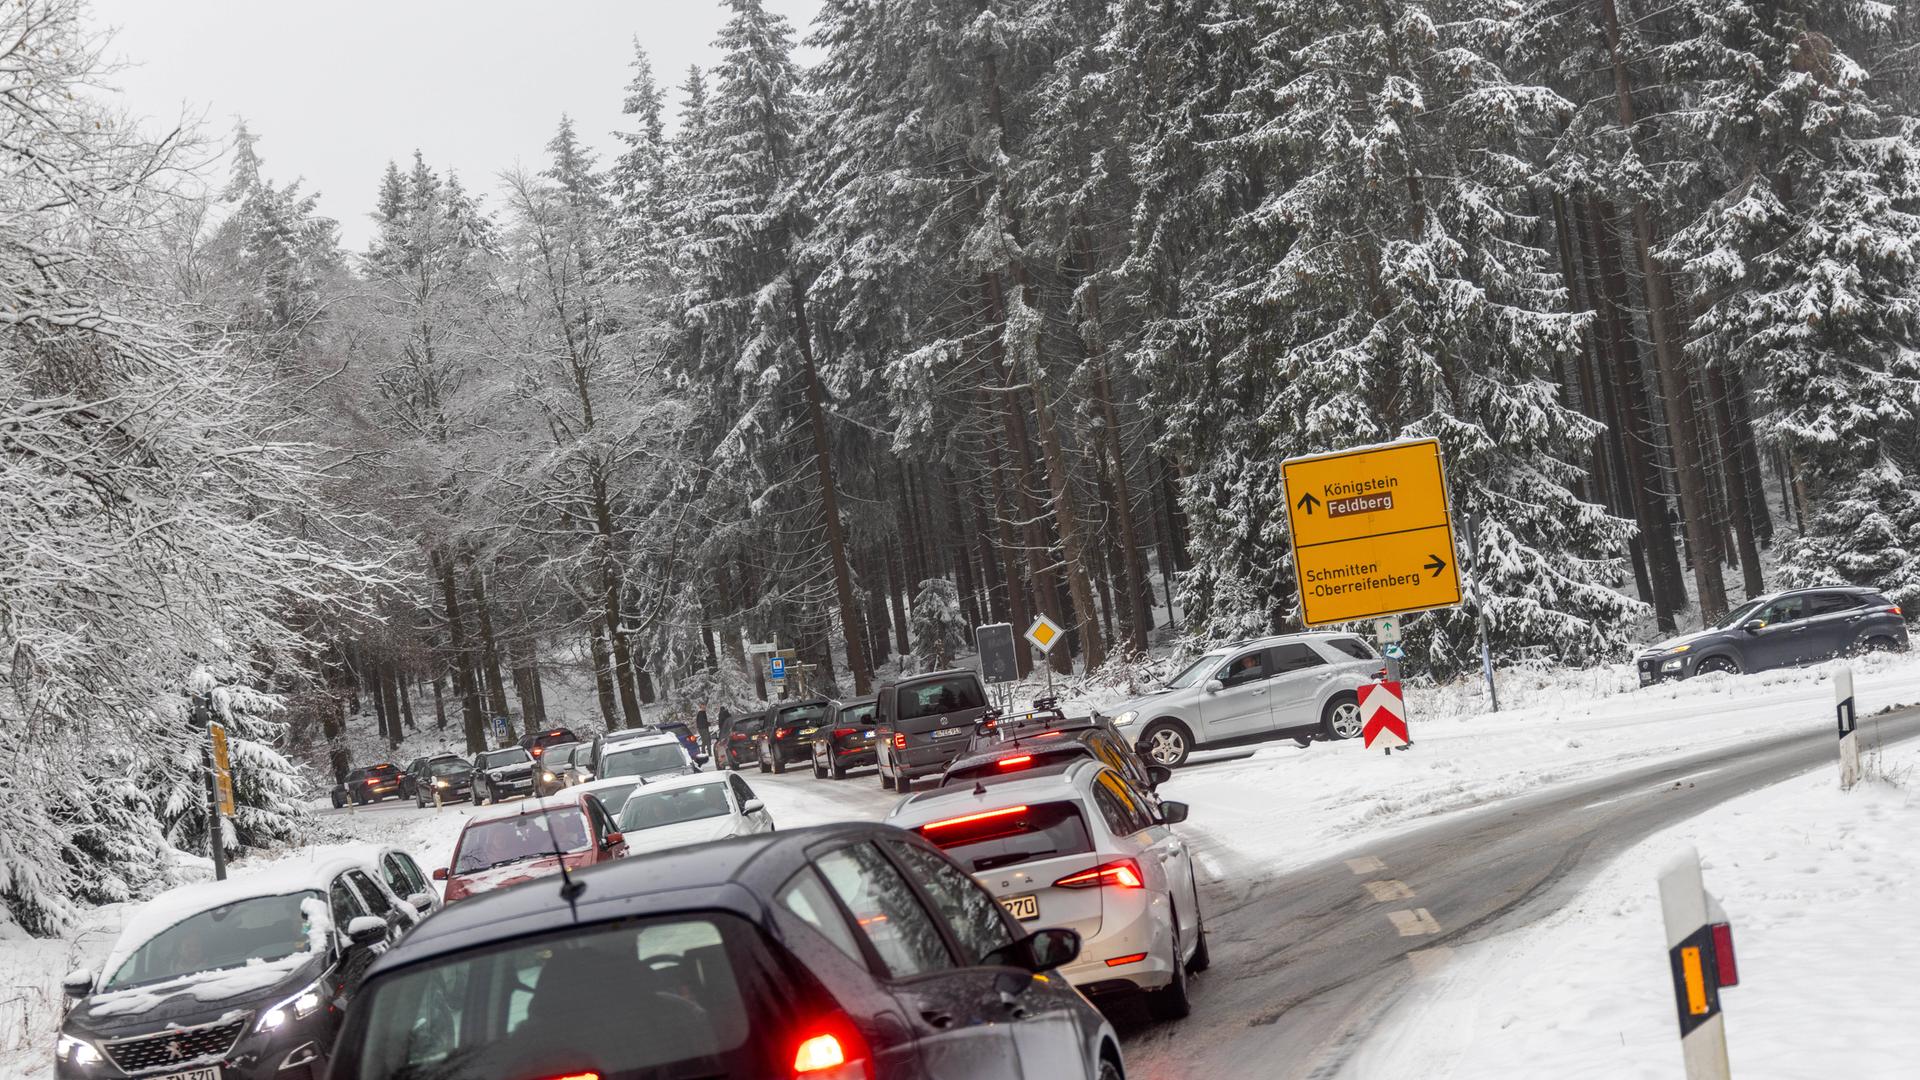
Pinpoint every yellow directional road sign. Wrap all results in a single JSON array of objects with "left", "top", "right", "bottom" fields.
[
  {"left": 210, "top": 722, "right": 237, "bottom": 817},
  {"left": 1282, "top": 438, "right": 1463, "bottom": 626}
]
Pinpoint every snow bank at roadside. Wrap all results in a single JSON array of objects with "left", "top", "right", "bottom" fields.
[{"left": 1350, "top": 736, "right": 1920, "bottom": 1078}]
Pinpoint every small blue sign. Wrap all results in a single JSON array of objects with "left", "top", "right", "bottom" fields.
[
  {"left": 491, "top": 715, "right": 509, "bottom": 738},
  {"left": 769, "top": 656, "right": 787, "bottom": 680},
  {"left": 1383, "top": 643, "right": 1406, "bottom": 660}
]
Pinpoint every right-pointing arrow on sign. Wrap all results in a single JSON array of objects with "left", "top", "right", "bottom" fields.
[{"left": 1424, "top": 554, "right": 1446, "bottom": 578}]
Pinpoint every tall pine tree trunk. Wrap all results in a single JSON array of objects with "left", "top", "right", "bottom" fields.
[
  {"left": 588, "top": 619, "right": 620, "bottom": 727},
  {"left": 465, "top": 558, "right": 513, "bottom": 721},
  {"left": 432, "top": 549, "right": 485, "bottom": 751}
]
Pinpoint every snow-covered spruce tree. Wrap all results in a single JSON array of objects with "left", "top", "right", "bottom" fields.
[
  {"left": 1662, "top": 2, "right": 1920, "bottom": 605},
  {"left": 156, "top": 679, "right": 310, "bottom": 862},
  {"left": 1174, "top": 0, "right": 1640, "bottom": 672},
  {"left": 0, "top": 1, "right": 381, "bottom": 931},
  {"left": 909, "top": 578, "right": 968, "bottom": 670}
]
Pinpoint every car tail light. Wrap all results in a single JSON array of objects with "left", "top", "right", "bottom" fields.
[
  {"left": 732, "top": 733, "right": 748, "bottom": 741},
  {"left": 997, "top": 755, "right": 1033, "bottom": 769},
  {"left": 791, "top": 1015, "right": 873, "bottom": 1078},
  {"left": 833, "top": 727, "right": 856, "bottom": 737},
  {"left": 1710, "top": 922, "right": 1738, "bottom": 987},
  {"left": 1030, "top": 730, "right": 1064, "bottom": 740},
  {"left": 534, "top": 1073, "right": 600, "bottom": 1080},
  {"left": 921, "top": 805, "right": 1029, "bottom": 832},
  {"left": 776, "top": 727, "right": 792, "bottom": 739},
  {"left": 1054, "top": 859, "right": 1145, "bottom": 890},
  {"left": 892, "top": 732, "right": 906, "bottom": 750},
  {"left": 531, "top": 747, "right": 544, "bottom": 758}
]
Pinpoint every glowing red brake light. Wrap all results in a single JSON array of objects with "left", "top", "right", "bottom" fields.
[
  {"left": 539, "top": 1073, "right": 600, "bottom": 1080},
  {"left": 832, "top": 727, "right": 856, "bottom": 737},
  {"left": 892, "top": 732, "right": 906, "bottom": 749},
  {"left": 1054, "top": 859, "right": 1145, "bottom": 890},
  {"left": 922, "top": 805, "right": 1029, "bottom": 831},
  {"left": 776, "top": 727, "right": 792, "bottom": 739},
  {"left": 731, "top": 733, "right": 748, "bottom": 741},
  {"left": 997, "top": 755, "right": 1033, "bottom": 769},
  {"left": 530, "top": 747, "right": 543, "bottom": 758},
  {"left": 791, "top": 1016, "right": 873, "bottom": 1077},
  {"left": 793, "top": 1034, "right": 845, "bottom": 1071}
]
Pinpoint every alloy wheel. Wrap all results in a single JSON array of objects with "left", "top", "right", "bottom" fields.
[
  {"left": 1330, "top": 701, "right": 1364, "bottom": 739},
  {"left": 1147, "top": 727, "right": 1186, "bottom": 766}
]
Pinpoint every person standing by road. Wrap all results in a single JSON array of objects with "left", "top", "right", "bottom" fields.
[{"left": 695, "top": 704, "right": 712, "bottom": 757}]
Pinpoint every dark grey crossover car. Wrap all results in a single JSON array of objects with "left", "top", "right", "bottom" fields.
[{"left": 1637, "top": 586, "right": 1907, "bottom": 685}]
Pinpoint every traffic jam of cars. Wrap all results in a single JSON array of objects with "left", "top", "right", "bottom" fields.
[{"left": 66, "top": 616, "right": 1873, "bottom": 1079}]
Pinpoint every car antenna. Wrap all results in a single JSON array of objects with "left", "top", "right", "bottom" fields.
[{"left": 529, "top": 792, "right": 586, "bottom": 917}]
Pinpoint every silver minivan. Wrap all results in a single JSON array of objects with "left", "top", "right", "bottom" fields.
[{"left": 1104, "top": 632, "right": 1382, "bottom": 766}]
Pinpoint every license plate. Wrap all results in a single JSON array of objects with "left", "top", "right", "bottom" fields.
[
  {"left": 1002, "top": 894, "right": 1040, "bottom": 921},
  {"left": 156, "top": 1069, "right": 220, "bottom": 1080},
  {"left": 934, "top": 726, "right": 967, "bottom": 739},
  {"left": 863, "top": 730, "right": 875, "bottom": 739}
]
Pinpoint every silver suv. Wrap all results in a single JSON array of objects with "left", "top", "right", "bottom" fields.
[{"left": 1105, "top": 632, "right": 1382, "bottom": 766}]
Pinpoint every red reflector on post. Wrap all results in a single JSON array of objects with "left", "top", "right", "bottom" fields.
[
  {"left": 997, "top": 755, "right": 1033, "bottom": 769},
  {"left": 1710, "top": 922, "right": 1738, "bottom": 987}
]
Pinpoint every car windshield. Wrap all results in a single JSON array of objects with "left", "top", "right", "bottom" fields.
[
  {"left": 777, "top": 703, "right": 830, "bottom": 727},
  {"left": 351, "top": 915, "right": 778, "bottom": 1079},
  {"left": 898, "top": 677, "right": 985, "bottom": 721},
  {"left": 618, "top": 782, "right": 732, "bottom": 831},
  {"left": 102, "top": 891, "right": 323, "bottom": 992},
  {"left": 453, "top": 811, "right": 591, "bottom": 873},
  {"left": 915, "top": 801, "right": 1095, "bottom": 873},
  {"left": 481, "top": 749, "right": 530, "bottom": 768},
  {"left": 1714, "top": 598, "right": 1771, "bottom": 630},
  {"left": 580, "top": 781, "right": 641, "bottom": 816},
  {"left": 1165, "top": 653, "right": 1227, "bottom": 690},
  {"left": 600, "top": 744, "right": 686, "bottom": 779},
  {"left": 428, "top": 759, "right": 469, "bottom": 776}
]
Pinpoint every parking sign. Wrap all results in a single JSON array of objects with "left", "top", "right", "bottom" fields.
[{"left": 769, "top": 656, "right": 787, "bottom": 681}]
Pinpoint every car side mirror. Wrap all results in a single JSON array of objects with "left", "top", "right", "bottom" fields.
[
  {"left": 1204, "top": 679, "right": 1224, "bottom": 694},
  {"left": 431, "top": 867, "right": 448, "bottom": 881},
  {"left": 742, "top": 798, "right": 765, "bottom": 815},
  {"left": 346, "top": 915, "right": 388, "bottom": 948},
  {"left": 986, "top": 927, "right": 1082, "bottom": 974},
  {"left": 1146, "top": 764, "right": 1173, "bottom": 788},
  {"left": 62, "top": 969, "right": 93, "bottom": 999},
  {"left": 1161, "top": 800, "right": 1190, "bottom": 825},
  {"left": 406, "top": 891, "right": 435, "bottom": 911},
  {"left": 604, "top": 831, "right": 625, "bottom": 848},
  {"left": 1743, "top": 620, "right": 1767, "bottom": 633}
]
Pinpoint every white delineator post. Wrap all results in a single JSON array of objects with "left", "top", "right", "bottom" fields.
[
  {"left": 1835, "top": 666, "right": 1859, "bottom": 790},
  {"left": 1658, "top": 847, "right": 1733, "bottom": 1080}
]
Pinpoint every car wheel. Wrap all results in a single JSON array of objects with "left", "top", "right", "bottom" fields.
[
  {"left": 1697, "top": 655, "right": 1740, "bottom": 676},
  {"left": 1187, "top": 885, "right": 1211, "bottom": 974},
  {"left": 880, "top": 770, "right": 896, "bottom": 791},
  {"left": 830, "top": 754, "right": 847, "bottom": 781},
  {"left": 1146, "top": 916, "right": 1193, "bottom": 1021},
  {"left": 330, "top": 791, "right": 344, "bottom": 809},
  {"left": 770, "top": 748, "right": 787, "bottom": 775},
  {"left": 1141, "top": 721, "right": 1192, "bottom": 768},
  {"left": 898, "top": 775, "right": 914, "bottom": 795},
  {"left": 1321, "top": 692, "right": 1364, "bottom": 741},
  {"left": 1865, "top": 635, "right": 1902, "bottom": 654},
  {"left": 1098, "top": 1056, "right": 1123, "bottom": 1080}
]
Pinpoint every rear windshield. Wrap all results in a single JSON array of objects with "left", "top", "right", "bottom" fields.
[
  {"left": 730, "top": 715, "right": 768, "bottom": 735},
  {"left": 946, "top": 748, "right": 1084, "bottom": 784},
  {"left": 915, "top": 801, "right": 1094, "bottom": 873},
  {"left": 898, "top": 677, "right": 986, "bottom": 721},
  {"left": 349, "top": 914, "right": 787, "bottom": 1079},
  {"left": 776, "top": 703, "right": 830, "bottom": 727},
  {"left": 841, "top": 704, "right": 876, "bottom": 727},
  {"left": 581, "top": 781, "right": 642, "bottom": 816},
  {"left": 453, "top": 811, "right": 590, "bottom": 874},
  {"left": 600, "top": 744, "right": 687, "bottom": 779},
  {"left": 619, "top": 782, "right": 732, "bottom": 831},
  {"left": 368, "top": 764, "right": 399, "bottom": 775}
]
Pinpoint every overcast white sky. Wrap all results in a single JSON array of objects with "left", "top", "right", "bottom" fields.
[{"left": 90, "top": 0, "right": 823, "bottom": 250}]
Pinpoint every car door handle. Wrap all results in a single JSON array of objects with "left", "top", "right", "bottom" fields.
[{"left": 921, "top": 1011, "right": 954, "bottom": 1029}]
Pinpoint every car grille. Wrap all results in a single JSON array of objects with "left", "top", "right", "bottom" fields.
[{"left": 104, "top": 1017, "right": 246, "bottom": 1073}]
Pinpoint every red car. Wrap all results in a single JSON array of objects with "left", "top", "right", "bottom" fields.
[{"left": 433, "top": 792, "right": 627, "bottom": 903}]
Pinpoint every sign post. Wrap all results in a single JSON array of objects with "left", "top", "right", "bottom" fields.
[
  {"left": 1657, "top": 847, "right": 1735, "bottom": 1080},
  {"left": 1373, "top": 616, "right": 1404, "bottom": 682},
  {"left": 188, "top": 691, "right": 228, "bottom": 881},
  {"left": 1836, "top": 666, "right": 1859, "bottom": 790},
  {"left": 1281, "top": 438, "right": 1463, "bottom": 627},
  {"left": 1026, "top": 615, "right": 1063, "bottom": 697}
]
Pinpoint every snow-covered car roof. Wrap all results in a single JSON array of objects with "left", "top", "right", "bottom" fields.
[
  {"left": 617, "top": 770, "right": 726, "bottom": 796},
  {"left": 100, "top": 848, "right": 377, "bottom": 982},
  {"left": 603, "top": 731, "right": 684, "bottom": 750}
]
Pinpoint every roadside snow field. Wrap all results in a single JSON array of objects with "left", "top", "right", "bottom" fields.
[{"left": 1349, "top": 736, "right": 1920, "bottom": 1079}]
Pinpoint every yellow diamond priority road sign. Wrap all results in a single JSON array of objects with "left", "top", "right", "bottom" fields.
[
  {"left": 1282, "top": 438, "right": 1463, "bottom": 626},
  {"left": 1025, "top": 614, "right": 1063, "bottom": 653}
]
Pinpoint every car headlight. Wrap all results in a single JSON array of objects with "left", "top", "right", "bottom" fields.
[
  {"left": 255, "top": 979, "right": 325, "bottom": 1032},
  {"left": 1662, "top": 657, "right": 1686, "bottom": 672},
  {"left": 542, "top": 771, "right": 556, "bottom": 782},
  {"left": 57, "top": 1033, "right": 102, "bottom": 1066},
  {"left": 1112, "top": 710, "right": 1139, "bottom": 728},
  {"left": 488, "top": 769, "right": 503, "bottom": 780},
  {"left": 434, "top": 778, "right": 448, "bottom": 788}
]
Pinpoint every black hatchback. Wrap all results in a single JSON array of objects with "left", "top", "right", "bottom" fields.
[
  {"left": 327, "top": 823, "right": 1125, "bottom": 1080},
  {"left": 1636, "top": 586, "right": 1908, "bottom": 684}
]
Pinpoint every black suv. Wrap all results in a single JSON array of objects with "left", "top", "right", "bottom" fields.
[
  {"left": 469, "top": 747, "right": 536, "bottom": 805},
  {"left": 874, "top": 669, "right": 992, "bottom": 793},
  {"left": 326, "top": 824, "right": 1124, "bottom": 1080},
  {"left": 330, "top": 763, "right": 406, "bottom": 808},
  {"left": 1637, "top": 586, "right": 1908, "bottom": 684},
  {"left": 811, "top": 696, "right": 878, "bottom": 779},
  {"left": 757, "top": 697, "right": 837, "bottom": 774},
  {"left": 402, "top": 754, "right": 472, "bottom": 807},
  {"left": 721, "top": 711, "right": 769, "bottom": 769}
]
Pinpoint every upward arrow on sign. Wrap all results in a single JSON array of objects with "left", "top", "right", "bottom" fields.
[{"left": 1357, "top": 681, "right": 1409, "bottom": 751}]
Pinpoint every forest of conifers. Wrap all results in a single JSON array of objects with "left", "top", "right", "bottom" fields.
[{"left": 4, "top": 0, "right": 1920, "bottom": 927}]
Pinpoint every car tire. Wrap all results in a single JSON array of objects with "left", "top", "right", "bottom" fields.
[
  {"left": 771, "top": 748, "right": 787, "bottom": 775},
  {"left": 1865, "top": 635, "right": 1903, "bottom": 654},
  {"left": 1187, "top": 886, "right": 1211, "bottom": 974},
  {"left": 1098, "top": 1056, "right": 1123, "bottom": 1080},
  {"left": 1697, "top": 655, "right": 1740, "bottom": 676},
  {"left": 1146, "top": 917, "right": 1193, "bottom": 1021},
  {"left": 330, "top": 791, "right": 345, "bottom": 809},
  {"left": 1141, "top": 721, "right": 1192, "bottom": 768},
  {"left": 880, "top": 770, "right": 896, "bottom": 791},
  {"left": 898, "top": 775, "right": 914, "bottom": 795},
  {"left": 830, "top": 755, "right": 847, "bottom": 781},
  {"left": 1321, "top": 692, "right": 1363, "bottom": 741}
]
